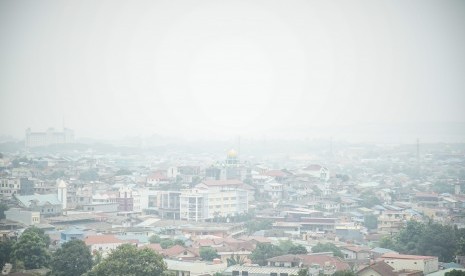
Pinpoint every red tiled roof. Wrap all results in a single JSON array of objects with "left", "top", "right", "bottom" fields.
[{"left": 163, "top": 245, "right": 187, "bottom": 256}]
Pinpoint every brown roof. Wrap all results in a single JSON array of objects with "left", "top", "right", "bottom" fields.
[
  {"left": 163, "top": 245, "right": 199, "bottom": 258},
  {"left": 380, "top": 253, "right": 437, "bottom": 260},
  {"left": 358, "top": 261, "right": 397, "bottom": 276},
  {"left": 267, "top": 254, "right": 350, "bottom": 271}
]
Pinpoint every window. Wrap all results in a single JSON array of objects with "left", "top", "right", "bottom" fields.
[
  {"left": 270, "top": 273, "right": 278, "bottom": 276},
  {"left": 232, "top": 271, "right": 239, "bottom": 276},
  {"left": 242, "top": 271, "right": 248, "bottom": 276},
  {"left": 280, "top": 274, "right": 288, "bottom": 276}
]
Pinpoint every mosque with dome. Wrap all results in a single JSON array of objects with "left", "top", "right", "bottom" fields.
[{"left": 205, "top": 149, "right": 250, "bottom": 181}]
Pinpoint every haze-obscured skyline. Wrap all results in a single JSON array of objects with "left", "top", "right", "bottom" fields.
[{"left": 1, "top": 0, "right": 465, "bottom": 142}]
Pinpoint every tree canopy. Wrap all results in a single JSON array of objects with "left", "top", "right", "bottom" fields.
[
  {"left": 311, "top": 243, "right": 343, "bottom": 258},
  {"left": 0, "top": 203, "right": 8, "bottom": 220},
  {"left": 445, "top": 270, "right": 465, "bottom": 276},
  {"left": 200, "top": 247, "right": 219, "bottom": 261},
  {"left": 379, "top": 220, "right": 461, "bottom": 262},
  {"left": 364, "top": 214, "right": 378, "bottom": 230},
  {"left": 0, "top": 240, "right": 13, "bottom": 269},
  {"left": 22, "top": 226, "right": 51, "bottom": 247},
  {"left": 88, "top": 244, "right": 166, "bottom": 276},
  {"left": 250, "top": 243, "right": 284, "bottom": 266},
  {"left": 12, "top": 231, "right": 50, "bottom": 269},
  {"left": 51, "top": 240, "right": 93, "bottom": 276},
  {"left": 245, "top": 219, "right": 272, "bottom": 234}
]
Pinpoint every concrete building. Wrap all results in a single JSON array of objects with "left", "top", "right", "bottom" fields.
[
  {"left": 60, "top": 228, "right": 85, "bottom": 243},
  {"left": 4, "top": 208, "right": 40, "bottom": 226},
  {"left": 379, "top": 253, "right": 439, "bottom": 274},
  {"left": 0, "top": 178, "right": 34, "bottom": 199},
  {"left": 223, "top": 265, "right": 303, "bottom": 276},
  {"left": 25, "top": 127, "right": 74, "bottom": 148},
  {"left": 180, "top": 180, "right": 248, "bottom": 221},
  {"left": 15, "top": 194, "right": 63, "bottom": 217}
]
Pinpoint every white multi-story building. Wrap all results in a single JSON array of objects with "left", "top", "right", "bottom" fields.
[
  {"left": 180, "top": 180, "right": 248, "bottom": 222},
  {"left": 25, "top": 127, "right": 74, "bottom": 148}
]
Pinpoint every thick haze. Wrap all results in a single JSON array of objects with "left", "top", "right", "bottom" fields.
[{"left": 1, "top": 0, "right": 465, "bottom": 142}]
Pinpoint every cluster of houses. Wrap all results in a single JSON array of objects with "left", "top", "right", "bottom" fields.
[{"left": 1, "top": 143, "right": 464, "bottom": 275}]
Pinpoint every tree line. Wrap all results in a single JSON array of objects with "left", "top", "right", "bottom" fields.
[
  {"left": 380, "top": 220, "right": 465, "bottom": 262},
  {"left": 0, "top": 227, "right": 167, "bottom": 276}
]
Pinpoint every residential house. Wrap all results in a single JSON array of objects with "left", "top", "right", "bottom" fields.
[{"left": 378, "top": 253, "right": 439, "bottom": 274}]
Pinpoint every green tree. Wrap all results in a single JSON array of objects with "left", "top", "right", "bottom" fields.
[
  {"left": 174, "top": 239, "right": 185, "bottom": 246},
  {"left": 0, "top": 239, "right": 14, "bottom": 269},
  {"left": 115, "top": 169, "right": 132, "bottom": 176},
  {"left": 160, "top": 239, "right": 175, "bottom": 249},
  {"left": 360, "top": 192, "right": 382, "bottom": 208},
  {"left": 445, "top": 270, "right": 465, "bottom": 276},
  {"left": 12, "top": 231, "right": 50, "bottom": 269},
  {"left": 51, "top": 240, "right": 93, "bottom": 276},
  {"left": 246, "top": 219, "right": 272, "bottom": 234},
  {"left": 364, "top": 215, "right": 378, "bottom": 230},
  {"left": 379, "top": 236, "right": 396, "bottom": 250},
  {"left": 250, "top": 243, "right": 284, "bottom": 266},
  {"left": 149, "top": 235, "right": 161, "bottom": 244},
  {"left": 278, "top": 240, "right": 294, "bottom": 253},
  {"left": 311, "top": 243, "right": 343, "bottom": 258},
  {"left": 288, "top": 244, "right": 308, "bottom": 254},
  {"left": 332, "top": 271, "right": 356, "bottom": 276},
  {"left": 297, "top": 268, "right": 308, "bottom": 276},
  {"left": 380, "top": 220, "right": 459, "bottom": 262},
  {"left": 22, "top": 226, "right": 51, "bottom": 247},
  {"left": 89, "top": 244, "right": 166, "bottom": 276},
  {"left": 227, "top": 254, "right": 246, "bottom": 266},
  {"left": 0, "top": 203, "right": 8, "bottom": 219},
  {"left": 200, "top": 247, "right": 219, "bottom": 261}
]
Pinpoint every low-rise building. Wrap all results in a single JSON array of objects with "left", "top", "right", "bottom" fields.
[
  {"left": 4, "top": 208, "right": 40, "bottom": 226},
  {"left": 379, "top": 253, "right": 438, "bottom": 274}
]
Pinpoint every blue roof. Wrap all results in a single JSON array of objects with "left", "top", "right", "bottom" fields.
[
  {"left": 16, "top": 194, "right": 62, "bottom": 207},
  {"left": 62, "top": 228, "right": 85, "bottom": 235}
]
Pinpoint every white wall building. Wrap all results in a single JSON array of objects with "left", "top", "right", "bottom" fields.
[
  {"left": 57, "top": 179, "right": 67, "bottom": 209},
  {"left": 180, "top": 180, "right": 248, "bottom": 222},
  {"left": 379, "top": 253, "right": 438, "bottom": 274},
  {"left": 5, "top": 208, "right": 40, "bottom": 226}
]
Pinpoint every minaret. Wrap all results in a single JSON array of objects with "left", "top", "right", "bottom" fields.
[
  {"left": 455, "top": 180, "right": 461, "bottom": 195},
  {"left": 57, "top": 179, "right": 68, "bottom": 209}
]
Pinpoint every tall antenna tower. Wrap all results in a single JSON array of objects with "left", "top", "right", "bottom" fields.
[{"left": 416, "top": 138, "right": 420, "bottom": 176}]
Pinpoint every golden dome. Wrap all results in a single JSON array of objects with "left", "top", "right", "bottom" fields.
[{"left": 227, "top": 149, "right": 238, "bottom": 158}]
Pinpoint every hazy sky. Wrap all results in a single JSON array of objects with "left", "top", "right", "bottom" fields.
[{"left": 1, "top": 0, "right": 465, "bottom": 141}]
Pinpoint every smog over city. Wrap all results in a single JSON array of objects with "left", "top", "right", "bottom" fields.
[{"left": 0, "top": 1, "right": 465, "bottom": 276}]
